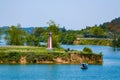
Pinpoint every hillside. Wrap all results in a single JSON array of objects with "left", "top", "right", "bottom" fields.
[
  {"left": 100, "top": 17, "right": 120, "bottom": 34},
  {"left": 80, "top": 17, "right": 120, "bottom": 39}
]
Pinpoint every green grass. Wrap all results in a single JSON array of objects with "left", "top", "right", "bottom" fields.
[
  {"left": 0, "top": 46, "right": 65, "bottom": 53},
  {"left": 0, "top": 46, "right": 69, "bottom": 62},
  {"left": 0, "top": 46, "right": 102, "bottom": 64}
]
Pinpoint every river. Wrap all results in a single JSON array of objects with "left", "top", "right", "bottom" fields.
[{"left": 0, "top": 45, "right": 120, "bottom": 80}]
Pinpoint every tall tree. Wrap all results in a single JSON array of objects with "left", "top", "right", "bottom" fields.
[
  {"left": 61, "top": 33, "right": 76, "bottom": 44},
  {"left": 5, "top": 25, "right": 26, "bottom": 45},
  {"left": 47, "top": 20, "right": 60, "bottom": 35},
  {"left": 34, "top": 27, "right": 44, "bottom": 37},
  {"left": 52, "top": 35, "right": 59, "bottom": 48},
  {"left": 26, "top": 34, "right": 40, "bottom": 46},
  {"left": 90, "top": 26, "right": 105, "bottom": 37},
  {"left": 33, "top": 27, "right": 46, "bottom": 42},
  {"left": 47, "top": 20, "right": 60, "bottom": 48}
]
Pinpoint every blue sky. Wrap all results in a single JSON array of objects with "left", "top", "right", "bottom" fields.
[{"left": 0, "top": 0, "right": 120, "bottom": 30}]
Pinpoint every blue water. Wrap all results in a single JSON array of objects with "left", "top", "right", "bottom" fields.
[{"left": 0, "top": 45, "right": 120, "bottom": 80}]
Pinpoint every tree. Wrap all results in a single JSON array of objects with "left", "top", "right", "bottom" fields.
[
  {"left": 90, "top": 26, "right": 105, "bottom": 37},
  {"left": 116, "top": 36, "right": 120, "bottom": 47},
  {"left": 61, "top": 33, "right": 76, "bottom": 44},
  {"left": 83, "top": 47, "right": 92, "bottom": 53},
  {"left": 108, "top": 17, "right": 120, "bottom": 33},
  {"left": 33, "top": 27, "right": 46, "bottom": 42},
  {"left": 34, "top": 27, "right": 45, "bottom": 37},
  {"left": 47, "top": 20, "right": 60, "bottom": 35},
  {"left": 26, "top": 34, "right": 40, "bottom": 46},
  {"left": 52, "top": 35, "right": 59, "bottom": 48},
  {"left": 46, "top": 20, "right": 60, "bottom": 48},
  {"left": 5, "top": 25, "right": 26, "bottom": 45}
]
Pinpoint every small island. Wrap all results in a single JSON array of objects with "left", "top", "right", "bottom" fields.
[
  {"left": 0, "top": 46, "right": 103, "bottom": 64},
  {"left": 0, "top": 22, "right": 104, "bottom": 65}
]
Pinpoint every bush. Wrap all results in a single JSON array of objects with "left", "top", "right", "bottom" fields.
[
  {"left": 26, "top": 53, "right": 36, "bottom": 63},
  {"left": 0, "top": 52, "right": 21, "bottom": 63},
  {"left": 8, "top": 52, "right": 21, "bottom": 62},
  {"left": 83, "top": 47, "right": 92, "bottom": 53}
]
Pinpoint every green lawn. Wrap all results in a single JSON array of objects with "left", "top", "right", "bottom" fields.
[{"left": 0, "top": 46, "right": 65, "bottom": 53}]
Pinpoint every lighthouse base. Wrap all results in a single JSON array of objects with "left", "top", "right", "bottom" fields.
[{"left": 46, "top": 48, "right": 54, "bottom": 51}]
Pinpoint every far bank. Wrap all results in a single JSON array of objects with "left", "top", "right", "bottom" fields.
[{"left": 74, "top": 38, "right": 112, "bottom": 46}]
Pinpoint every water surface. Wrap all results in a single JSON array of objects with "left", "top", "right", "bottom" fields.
[{"left": 0, "top": 45, "right": 120, "bottom": 80}]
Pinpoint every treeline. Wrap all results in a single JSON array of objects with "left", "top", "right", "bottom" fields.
[
  {"left": 0, "top": 17, "right": 120, "bottom": 47},
  {"left": 74, "top": 39, "right": 112, "bottom": 46},
  {"left": 0, "top": 20, "right": 77, "bottom": 47},
  {"left": 81, "top": 17, "right": 120, "bottom": 47}
]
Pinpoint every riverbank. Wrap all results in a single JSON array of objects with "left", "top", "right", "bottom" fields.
[
  {"left": 74, "top": 38, "right": 112, "bottom": 46},
  {"left": 0, "top": 46, "right": 103, "bottom": 64}
]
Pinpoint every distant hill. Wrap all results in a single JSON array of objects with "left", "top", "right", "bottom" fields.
[
  {"left": 81, "top": 17, "right": 120, "bottom": 38},
  {"left": 100, "top": 17, "right": 120, "bottom": 33}
]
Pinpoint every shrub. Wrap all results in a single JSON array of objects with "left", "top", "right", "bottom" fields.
[
  {"left": 26, "top": 53, "right": 36, "bottom": 63},
  {"left": 8, "top": 52, "right": 21, "bottom": 62},
  {"left": 83, "top": 47, "right": 92, "bottom": 53}
]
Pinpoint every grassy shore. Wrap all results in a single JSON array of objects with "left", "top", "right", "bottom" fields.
[{"left": 0, "top": 46, "right": 103, "bottom": 64}]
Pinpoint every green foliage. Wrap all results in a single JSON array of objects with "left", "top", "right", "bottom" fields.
[
  {"left": 33, "top": 27, "right": 46, "bottom": 42},
  {"left": 113, "top": 36, "right": 120, "bottom": 47},
  {"left": 60, "top": 31, "right": 76, "bottom": 44},
  {"left": 8, "top": 52, "right": 21, "bottom": 62},
  {"left": 77, "top": 39, "right": 112, "bottom": 46},
  {"left": 26, "top": 34, "right": 40, "bottom": 46},
  {"left": 1, "top": 17, "right": 120, "bottom": 46},
  {"left": 0, "top": 46, "right": 102, "bottom": 64},
  {"left": 5, "top": 25, "right": 26, "bottom": 45},
  {"left": 108, "top": 17, "right": 120, "bottom": 33},
  {"left": 34, "top": 27, "right": 44, "bottom": 37},
  {"left": 26, "top": 52, "right": 36, "bottom": 63},
  {"left": 90, "top": 26, "right": 105, "bottom": 37},
  {"left": 52, "top": 35, "right": 60, "bottom": 48},
  {"left": 0, "top": 52, "right": 21, "bottom": 63},
  {"left": 47, "top": 20, "right": 60, "bottom": 48},
  {"left": 117, "top": 36, "right": 120, "bottom": 47},
  {"left": 83, "top": 47, "right": 92, "bottom": 53},
  {"left": 26, "top": 27, "right": 45, "bottom": 46},
  {"left": 112, "top": 38, "right": 117, "bottom": 47},
  {"left": 47, "top": 20, "right": 60, "bottom": 35},
  {"left": 99, "top": 52, "right": 103, "bottom": 56}
]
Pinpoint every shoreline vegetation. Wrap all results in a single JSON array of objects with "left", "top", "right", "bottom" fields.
[
  {"left": 0, "top": 17, "right": 120, "bottom": 48},
  {"left": 0, "top": 46, "right": 103, "bottom": 64},
  {"left": 2, "top": 17, "right": 120, "bottom": 65},
  {"left": 74, "top": 38, "right": 112, "bottom": 46}
]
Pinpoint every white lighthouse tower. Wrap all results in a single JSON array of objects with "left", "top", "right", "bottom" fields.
[{"left": 47, "top": 32, "right": 53, "bottom": 50}]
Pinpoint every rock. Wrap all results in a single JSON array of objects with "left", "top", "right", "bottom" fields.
[{"left": 20, "top": 57, "right": 27, "bottom": 64}]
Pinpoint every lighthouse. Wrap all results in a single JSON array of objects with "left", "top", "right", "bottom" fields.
[{"left": 47, "top": 32, "right": 53, "bottom": 50}]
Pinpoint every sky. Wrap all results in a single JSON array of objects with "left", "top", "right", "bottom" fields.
[{"left": 0, "top": 0, "right": 120, "bottom": 30}]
